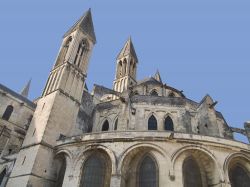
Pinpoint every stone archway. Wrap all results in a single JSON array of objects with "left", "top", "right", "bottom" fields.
[
  {"left": 224, "top": 153, "right": 250, "bottom": 187},
  {"left": 74, "top": 146, "right": 114, "bottom": 187},
  {"left": 119, "top": 144, "right": 168, "bottom": 187},
  {"left": 171, "top": 146, "right": 223, "bottom": 187}
]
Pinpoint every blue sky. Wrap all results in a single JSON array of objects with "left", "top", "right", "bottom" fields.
[{"left": 0, "top": 0, "right": 249, "bottom": 141}]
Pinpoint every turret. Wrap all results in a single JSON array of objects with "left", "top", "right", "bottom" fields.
[{"left": 113, "top": 37, "right": 138, "bottom": 92}]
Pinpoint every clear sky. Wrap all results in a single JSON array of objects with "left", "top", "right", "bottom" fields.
[{"left": 0, "top": 0, "right": 249, "bottom": 142}]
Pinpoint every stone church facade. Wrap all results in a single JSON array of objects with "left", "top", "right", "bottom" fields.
[{"left": 0, "top": 9, "right": 250, "bottom": 187}]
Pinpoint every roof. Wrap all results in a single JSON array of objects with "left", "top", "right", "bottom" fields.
[
  {"left": 136, "top": 76, "right": 186, "bottom": 97},
  {"left": 0, "top": 83, "right": 36, "bottom": 108},
  {"left": 136, "top": 77, "right": 162, "bottom": 86},
  {"left": 64, "top": 9, "right": 96, "bottom": 44},
  {"left": 117, "top": 37, "right": 138, "bottom": 62}
]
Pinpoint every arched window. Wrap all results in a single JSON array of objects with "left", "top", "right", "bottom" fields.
[
  {"left": 164, "top": 116, "right": 174, "bottom": 131},
  {"left": 117, "top": 61, "right": 123, "bottom": 78},
  {"left": 229, "top": 164, "right": 250, "bottom": 187},
  {"left": 183, "top": 157, "right": 202, "bottom": 187},
  {"left": 55, "top": 156, "right": 66, "bottom": 187},
  {"left": 138, "top": 155, "right": 158, "bottom": 187},
  {"left": 114, "top": 119, "right": 118, "bottom": 130},
  {"left": 55, "top": 37, "right": 72, "bottom": 66},
  {"left": 169, "top": 92, "right": 175, "bottom": 97},
  {"left": 133, "top": 63, "right": 136, "bottom": 77},
  {"left": 131, "top": 91, "right": 139, "bottom": 96},
  {"left": 150, "top": 90, "right": 158, "bottom": 96},
  {"left": 2, "top": 105, "right": 14, "bottom": 121},
  {"left": 148, "top": 115, "right": 157, "bottom": 130},
  {"left": 130, "top": 60, "right": 134, "bottom": 75},
  {"left": 80, "top": 155, "right": 106, "bottom": 187},
  {"left": 102, "top": 120, "right": 109, "bottom": 131},
  {"left": 0, "top": 168, "right": 6, "bottom": 186},
  {"left": 74, "top": 40, "right": 87, "bottom": 67},
  {"left": 123, "top": 59, "right": 127, "bottom": 75}
]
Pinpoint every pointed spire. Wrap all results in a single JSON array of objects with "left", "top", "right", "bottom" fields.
[
  {"left": 117, "top": 36, "right": 138, "bottom": 62},
  {"left": 200, "top": 94, "right": 213, "bottom": 105},
  {"left": 20, "top": 79, "right": 31, "bottom": 98},
  {"left": 64, "top": 8, "right": 96, "bottom": 44},
  {"left": 154, "top": 70, "right": 162, "bottom": 83}
]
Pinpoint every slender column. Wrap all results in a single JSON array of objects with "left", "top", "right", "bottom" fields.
[{"left": 110, "top": 174, "right": 122, "bottom": 187}]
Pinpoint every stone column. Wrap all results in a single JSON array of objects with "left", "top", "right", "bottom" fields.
[
  {"left": 110, "top": 174, "right": 122, "bottom": 187},
  {"left": 244, "top": 121, "right": 250, "bottom": 143}
]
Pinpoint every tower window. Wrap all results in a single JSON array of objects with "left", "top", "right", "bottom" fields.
[
  {"left": 164, "top": 116, "right": 174, "bottom": 131},
  {"left": 74, "top": 40, "right": 87, "bottom": 67},
  {"left": 102, "top": 120, "right": 109, "bottom": 131},
  {"left": 55, "top": 36, "right": 72, "bottom": 66},
  {"left": 138, "top": 155, "right": 158, "bottom": 187},
  {"left": 148, "top": 115, "right": 157, "bottom": 130},
  {"left": 123, "top": 59, "right": 127, "bottom": 75},
  {"left": 133, "top": 63, "right": 136, "bottom": 77},
  {"left": 118, "top": 61, "right": 122, "bottom": 78},
  {"left": 2, "top": 105, "right": 14, "bottom": 121}
]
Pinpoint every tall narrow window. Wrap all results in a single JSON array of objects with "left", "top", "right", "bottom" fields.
[
  {"left": 0, "top": 168, "right": 6, "bottom": 186},
  {"left": 183, "top": 157, "right": 202, "bottom": 187},
  {"left": 130, "top": 60, "right": 134, "bottom": 75},
  {"left": 138, "top": 155, "right": 158, "bottom": 187},
  {"left": 164, "top": 116, "right": 174, "bottom": 131},
  {"left": 74, "top": 40, "right": 87, "bottom": 67},
  {"left": 118, "top": 61, "right": 122, "bottom": 78},
  {"left": 148, "top": 115, "right": 157, "bottom": 130},
  {"left": 229, "top": 164, "right": 250, "bottom": 187},
  {"left": 102, "top": 120, "right": 109, "bottom": 131},
  {"left": 55, "top": 37, "right": 72, "bottom": 66},
  {"left": 114, "top": 119, "right": 118, "bottom": 130},
  {"left": 2, "top": 105, "right": 14, "bottom": 121},
  {"left": 133, "top": 63, "right": 136, "bottom": 77},
  {"left": 80, "top": 155, "right": 106, "bottom": 187},
  {"left": 122, "top": 58, "right": 127, "bottom": 76}
]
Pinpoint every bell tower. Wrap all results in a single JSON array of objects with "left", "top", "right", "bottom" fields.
[
  {"left": 43, "top": 8, "right": 96, "bottom": 101},
  {"left": 7, "top": 9, "right": 96, "bottom": 187},
  {"left": 113, "top": 37, "right": 138, "bottom": 92}
]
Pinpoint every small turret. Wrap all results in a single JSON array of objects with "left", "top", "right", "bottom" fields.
[
  {"left": 20, "top": 79, "right": 31, "bottom": 98},
  {"left": 113, "top": 37, "right": 138, "bottom": 92},
  {"left": 154, "top": 70, "right": 162, "bottom": 83}
]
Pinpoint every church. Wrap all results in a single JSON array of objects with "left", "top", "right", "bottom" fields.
[{"left": 0, "top": 9, "right": 250, "bottom": 187}]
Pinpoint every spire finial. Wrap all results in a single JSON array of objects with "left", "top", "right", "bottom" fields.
[
  {"left": 20, "top": 79, "right": 31, "bottom": 98},
  {"left": 154, "top": 70, "right": 162, "bottom": 83},
  {"left": 117, "top": 36, "right": 138, "bottom": 62},
  {"left": 63, "top": 8, "right": 96, "bottom": 43}
]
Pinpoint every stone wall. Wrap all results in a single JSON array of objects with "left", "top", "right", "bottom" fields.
[{"left": 55, "top": 131, "right": 250, "bottom": 187}]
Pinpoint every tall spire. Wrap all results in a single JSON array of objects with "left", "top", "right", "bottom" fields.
[
  {"left": 20, "top": 79, "right": 31, "bottom": 98},
  {"left": 117, "top": 36, "right": 138, "bottom": 62},
  {"left": 64, "top": 8, "right": 96, "bottom": 44},
  {"left": 154, "top": 70, "right": 162, "bottom": 83}
]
